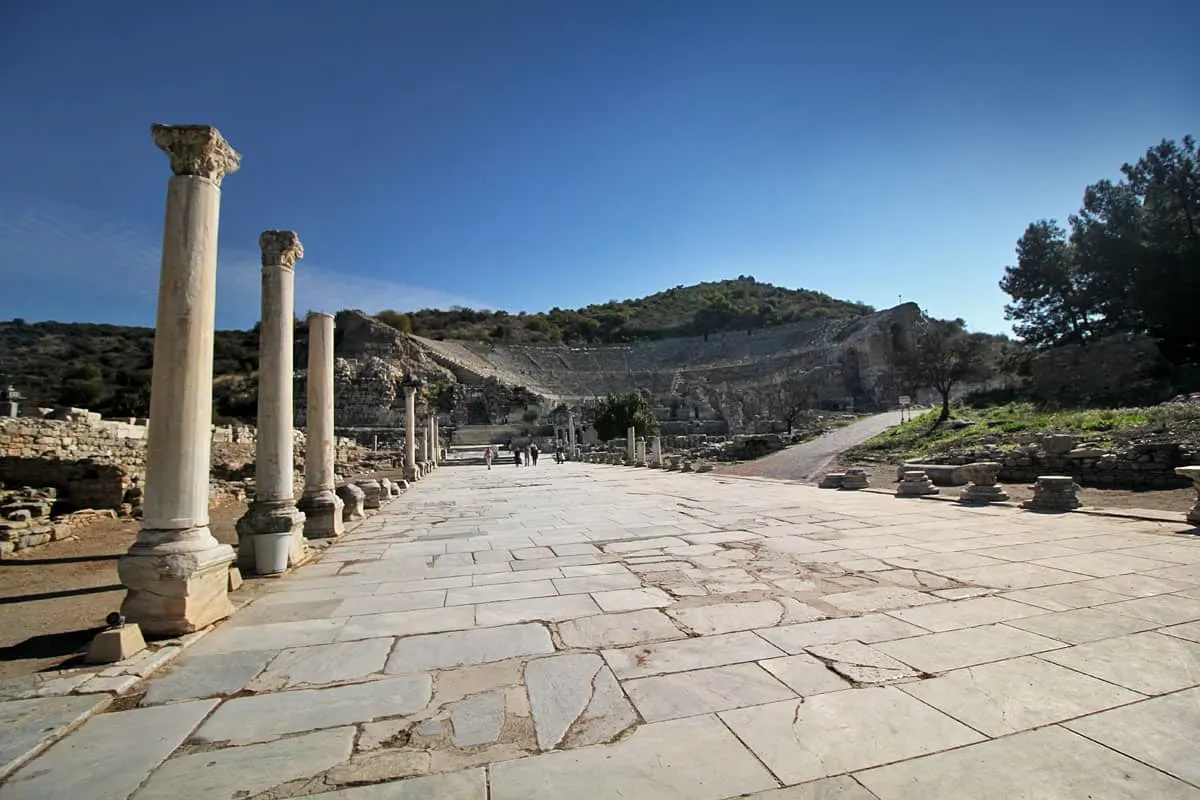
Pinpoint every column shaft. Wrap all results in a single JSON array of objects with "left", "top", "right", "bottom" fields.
[
  {"left": 299, "top": 313, "right": 343, "bottom": 537},
  {"left": 404, "top": 387, "right": 417, "bottom": 480},
  {"left": 120, "top": 124, "right": 239, "bottom": 636}
]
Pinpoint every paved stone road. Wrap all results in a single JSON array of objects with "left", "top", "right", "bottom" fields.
[
  {"left": 4, "top": 461, "right": 1200, "bottom": 798},
  {"left": 723, "top": 410, "right": 906, "bottom": 481}
]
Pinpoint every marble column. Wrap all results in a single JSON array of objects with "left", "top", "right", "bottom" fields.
[
  {"left": 429, "top": 416, "right": 438, "bottom": 468},
  {"left": 420, "top": 418, "right": 429, "bottom": 465},
  {"left": 119, "top": 124, "right": 239, "bottom": 635},
  {"left": 298, "top": 313, "right": 344, "bottom": 537},
  {"left": 626, "top": 426, "right": 636, "bottom": 463},
  {"left": 236, "top": 231, "right": 307, "bottom": 572},
  {"left": 403, "top": 382, "right": 418, "bottom": 481},
  {"left": 652, "top": 435, "right": 663, "bottom": 467}
]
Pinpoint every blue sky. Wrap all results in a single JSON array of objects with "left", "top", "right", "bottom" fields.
[{"left": 1, "top": 0, "right": 1196, "bottom": 334}]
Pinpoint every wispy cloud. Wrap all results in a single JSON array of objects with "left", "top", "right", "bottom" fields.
[{"left": 0, "top": 194, "right": 491, "bottom": 328}]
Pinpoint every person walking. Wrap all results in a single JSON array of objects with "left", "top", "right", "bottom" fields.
[
  {"left": 530, "top": 443, "right": 540, "bottom": 466},
  {"left": 484, "top": 446, "right": 494, "bottom": 470}
]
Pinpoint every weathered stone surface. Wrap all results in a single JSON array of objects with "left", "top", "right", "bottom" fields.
[
  {"left": 557, "top": 609, "right": 686, "bottom": 648},
  {"left": 135, "top": 726, "right": 354, "bottom": 800},
  {"left": 337, "top": 483, "right": 366, "bottom": 521},
  {"left": 385, "top": 623, "right": 554, "bottom": 674},
  {"left": 84, "top": 623, "right": 146, "bottom": 664},
  {"left": 667, "top": 600, "right": 789, "bottom": 634},
  {"left": 141, "top": 649, "right": 275, "bottom": 706},
  {"left": 1, "top": 700, "right": 216, "bottom": 799},
  {"left": 489, "top": 715, "right": 777, "bottom": 800},
  {"left": 806, "top": 641, "right": 920, "bottom": 684},
  {"left": 312, "top": 768, "right": 487, "bottom": 799},
  {"left": 758, "top": 654, "right": 851, "bottom": 696},
  {"left": 526, "top": 654, "right": 636, "bottom": 750},
  {"left": 247, "top": 637, "right": 392, "bottom": 690},
  {"left": 603, "top": 631, "right": 784, "bottom": 679},
  {"left": 0, "top": 695, "right": 107, "bottom": 779},
  {"left": 624, "top": 663, "right": 795, "bottom": 722},
  {"left": 449, "top": 690, "right": 506, "bottom": 747},
  {"left": 196, "top": 675, "right": 432, "bottom": 743},
  {"left": 720, "top": 687, "right": 983, "bottom": 785}
]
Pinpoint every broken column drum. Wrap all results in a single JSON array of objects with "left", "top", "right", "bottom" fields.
[
  {"left": 119, "top": 124, "right": 240, "bottom": 635},
  {"left": 297, "top": 312, "right": 344, "bottom": 538},
  {"left": 958, "top": 461, "right": 1009, "bottom": 504},
  {"left": 1021, "top": 475, "right": 1081, "bottom": 512},
  {"left": 236, "top": 230, "right": 307, "bottom": 573},
  {"left": 896, "top": 469, "right": 938, "bottom": 497}
]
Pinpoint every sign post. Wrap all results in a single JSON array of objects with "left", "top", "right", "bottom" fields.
[{"left": 898, "top": 395, "right": 911, "bottom": 423}]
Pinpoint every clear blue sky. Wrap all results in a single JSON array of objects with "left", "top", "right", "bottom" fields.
[{"left": 1, "top": 0, "right": 1196, "bottom": 333}]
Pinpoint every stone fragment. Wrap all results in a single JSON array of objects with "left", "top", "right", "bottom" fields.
[
  {"left": 806, "top": 642, "right": 920, "bottom": 684},
  {"left": 84, "top": 623, "right": 146, "bottom": 664},
  {"left": 337, "top": 483, "right": 366, "bottom": 521},
  {"left": 359, "top": 479, "right": 384, "bottom": 509},
  {"left": 818, "top": 472, "right": 845, "bottom": 489},
  {"left": 958, "top": 461, "right": 1009, "bottom": 504},
  {"left": 896, "top": 469, "right": 938, "bottom": 497},
  {"left": 525, "top": 653, "right": 636, "bottom": 750}
]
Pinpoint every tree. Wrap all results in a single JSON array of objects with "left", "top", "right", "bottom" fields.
[
  {"left": 766, "top": 377, "right": 815, "bottom": 433},
  {"left": 1000, "top": 135, "right": 1200, "bottom": 359},
  {"left": 376, "top": 310, "right": 413, "bottom": 334},
  {"left": 592, "top": 391, "right": 660, "bottom": 441},
  {"left": 999, "top": 220, "right": 1099, "bottom": 347},
  {"left": 901, "top": 317, "right": 991, "bottom": 422}
]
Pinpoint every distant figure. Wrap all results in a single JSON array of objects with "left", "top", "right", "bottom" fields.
[
  {"left": 484, "top": 446, "right": 494, "bottom": 470},
  {"left": 555, "top": 442, "right": 563, "bottom": 464},
  {"left": 514, "top": 448, "right": 522, "bottom": 467},
  {"left": 530, "top": 443, "right": 540, "bottom": 466}
]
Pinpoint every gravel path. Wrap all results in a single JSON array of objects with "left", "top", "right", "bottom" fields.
[{"left": 719, "top": 411, "right": 906, "bottom": 482}]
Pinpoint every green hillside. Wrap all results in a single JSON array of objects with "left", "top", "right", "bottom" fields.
[
  {"left": 380, "top": 276, "right": 873, "bottom": 343},
  {"left": 0, "top": 277, "right": 870, "bottom": 417}
]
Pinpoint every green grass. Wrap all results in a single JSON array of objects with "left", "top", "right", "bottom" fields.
[{"left": 847, "top": 402, "right": 1200, "bottom": 462}]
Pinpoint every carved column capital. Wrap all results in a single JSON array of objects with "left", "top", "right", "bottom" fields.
[
  {"left": 259, "top": 231, "right": 304, "bottom": 270},
  {"left": 151, "top": 124, "right": 241, "bottom": 186}
]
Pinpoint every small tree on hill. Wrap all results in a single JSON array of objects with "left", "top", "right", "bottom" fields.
[
  {"left": 901, "top": 316, "right": 991, "bottom": 423},
  {"left": 766, "top": 377, "right": 815, "bottom": 433},
  {"left": 593, "top": 391, "right": 660, "bottom": 441}
]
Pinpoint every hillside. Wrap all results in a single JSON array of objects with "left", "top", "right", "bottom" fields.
[
  {"left": 0, "top": 278, "right": 872, "bottom": 418},
  {"left": 380, "top": 277, "right": 873, "bottom": 344}
]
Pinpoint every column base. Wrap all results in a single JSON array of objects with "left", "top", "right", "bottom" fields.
[
  {"left": 336, "top": 483, "right": 366, "bottom": 521},
  {"left": 118, "top": 530, "right": 236, "bottom": 636},
  {"left": 404, "top": 465, "right": 418, "bottom": 481},
  {"left": 236, "top": 500, "right": 306, "bottom": 574},
  {"left": 298, "top": 489, "right": 345, "bottom": 538}
]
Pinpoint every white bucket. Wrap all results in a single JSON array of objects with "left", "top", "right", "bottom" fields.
[{"left": 253, "top": 532, "right": 291, "bottom": 575}]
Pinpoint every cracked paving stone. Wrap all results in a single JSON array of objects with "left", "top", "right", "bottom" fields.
[
  {"left": 247, "top": 637, "right": 392, "bottom": 690},
  {"left": 624, "top": 663, "right": 796, "bottom": 722},
  {"left": 805, "top": 642, "right": 921, "bottom": 684},
  {"left": 449, "top": 690, "right": 506, "bottom": 747},
  {"left": 557, "top": 609, "right": 686, "bottom": 648},
  {"left": 133, "top": 726, "right": 354, "bottom": 800},
  {"left": 525, "top": 653, "right": 637, "bottom": 750}
]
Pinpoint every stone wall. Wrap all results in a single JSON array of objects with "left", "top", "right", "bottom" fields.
[
  {"left": 0, "top": 415, "right": 367, "bottom": 514},
  {"left": 932, "top": 434, "right": 1196, "bottom": 490}
]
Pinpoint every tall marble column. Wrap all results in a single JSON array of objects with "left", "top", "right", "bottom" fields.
[
  {"left": 626, "top": 426, "right": 636, "bottom": 463},
  {"left": 403, "top": 376, "right": 421, "bottom": 481},
  {"left": 236, "top": 231, "right": 306, "bottom": 572},
  {"left": 298, "top": 312, "right": 344, "bottom": 537},
  {"left": 119, "top": 124, "right": 239, "bottom": 635},
  {"left": 432, "top": 417, "right": 440, "bottom": 466}
]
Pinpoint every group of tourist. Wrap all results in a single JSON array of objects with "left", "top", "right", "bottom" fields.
[{"left": 483, "top": 441, "right": 565, "bottom": 469}]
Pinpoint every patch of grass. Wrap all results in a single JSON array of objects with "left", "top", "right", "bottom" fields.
[{"left": 846, "top": 402, "right": 1200, "bottom": 463}]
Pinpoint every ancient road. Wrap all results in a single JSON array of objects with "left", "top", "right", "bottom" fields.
[{"left": 721, "top": 410, "right": 906, "bottom": 482}]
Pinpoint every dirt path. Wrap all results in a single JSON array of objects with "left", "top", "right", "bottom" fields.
[
  {"left": 719, "top": 411, "right": 906, "bottom": 482},
  {"left": 0, "top": 498, "right": 246, "bottom": 678}
]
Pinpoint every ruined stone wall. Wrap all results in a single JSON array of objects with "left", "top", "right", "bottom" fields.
[{"left": 0, "top": 415, "right": 367, "bottom": 513}]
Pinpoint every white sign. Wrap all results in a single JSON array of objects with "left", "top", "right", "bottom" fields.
[{"left": 898, "top": 396, "right": 911, "bottom": 407}]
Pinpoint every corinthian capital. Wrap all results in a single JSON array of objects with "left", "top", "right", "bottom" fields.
[
  {"left": 151, "top": 124, "right": 241, "bottom": 185},
  {"left": 259, "top": 230, "right": 304, "bottom": 269}
]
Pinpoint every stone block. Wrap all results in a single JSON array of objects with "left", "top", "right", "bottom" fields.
[
  {"left": 118, "top": 541, "right": 236, "bottom": 636},
  {"left": 359, "top": 479, "right": 383, "bottom": 509},
  {"left": 85, "top": 624, "right": 146, "bottom": 664},
  {"left": 336, "top": 483, "right": 366, "bottom": 521},
  {"left": 1021, "top": 475, "right": 1081, "bottom": 513},
  {"left": 841, "top": 467, "right": 869, "bottom": 490},
  {"left": 896, "top": 470, "right": 937, "bottom": 497},
  {"left": 227, "top": 567, "right": 243, "bottom": 592},
  {"left": 298, "top": 489, "right": 345, "bottom": 538},
  {"left": 818, "top": 472, "right": 845, "bottom": 489}
]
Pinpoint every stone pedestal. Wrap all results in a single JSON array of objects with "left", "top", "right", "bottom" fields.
[
  {"left": 959, "top": 461, "right": 1009, "bottom": 504},
  {"left": 1021, "top": 475, "right": 1081, "bottom": 512},
  {"left": 682, "top": 460, "right": 694, "bottom": 472},
  {"left": 818, "top": 473, "right": 845, "bottom": 489},
  {"left": 379, "top": 478, "right": 395, "bottom": 500},
  {"left": 119, "top": 124, "right": 239, "bottom": 636},
  {"left": 635, "top": 439, "right": 647, "bottom": 467},
  {"left": 896, "top": 470, "right": 938, "bottom": 497},
  {"left": 627, "top": 427, "right": 636, "bottom": 464},
  {"left": 237, "top": 231, "right": 307, "bottom": 573},
  {"left": 359, "top": 479, "right": 383, "bottom": 509},
  {"left": 298, "top": 312, "right": 343, "bottom": 538},
  {"left": 1175, "top": 466, "right": 1200, "bottom": 525},
  {"left": 840, "top": 468, "right": 869, "bottom": 490},
  {"left": 336, "top": 483, "right": 365, "bottom": 521},
  {"left": 697, "top": 461, "right": 713, "bottom": 473}
]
